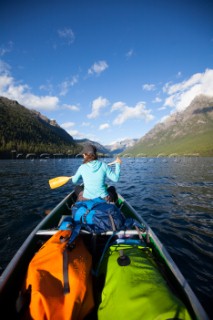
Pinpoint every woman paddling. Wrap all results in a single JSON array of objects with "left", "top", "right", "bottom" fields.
[{"left": 72, "top": 144, "right": 122, "bottom": 202}]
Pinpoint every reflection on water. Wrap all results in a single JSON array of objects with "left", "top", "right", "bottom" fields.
[{"left": 0, "top": 157, "right": 212, "bottom": 317}]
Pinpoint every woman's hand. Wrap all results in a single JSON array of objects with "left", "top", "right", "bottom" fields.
[
  {"left": 108, "top": 157, "right": 122, "bottom": 166},
  {"left": 115, "top": 156, "right": 122, "bottom": 164}
]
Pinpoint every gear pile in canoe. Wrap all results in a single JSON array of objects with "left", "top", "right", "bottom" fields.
[{"left": 0, "top": 187, "right": 209, "bottom": 319}]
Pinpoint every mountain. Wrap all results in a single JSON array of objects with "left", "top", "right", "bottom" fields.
[
  {"left": 0, "top": 96, "right": 118, "bottom": 158},
  {"left": 1, "top": 94, "right": 212, "bottom": 159},
  {"left": 75, "top": 139, "right": 112, "bottom": 155},
  {"left": 124, "top": 94, "right": 213, "bottom": 157},
  {"left": 75, "top": 139, "right": 139, "bottom": 156},
  {"left": 104, "top": 139, "right": 138, "bottom": 154},
  {"left": 0, "top": 96, "right": 81, "bottom": 158}
]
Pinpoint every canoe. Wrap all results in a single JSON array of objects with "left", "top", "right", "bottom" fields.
[{"left": 0, "top": 188, "right": 209, "bottom": 320}]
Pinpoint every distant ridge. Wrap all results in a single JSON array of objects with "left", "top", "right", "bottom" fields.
[
  {"left": 74, "top": 138, "right": 112, "bottom": 155},
  {"left": 104, "top": 139, "right": 138, "bottom": 154},
  {"left": 124, "top": 94, "right": 213, "bottom": 157}
]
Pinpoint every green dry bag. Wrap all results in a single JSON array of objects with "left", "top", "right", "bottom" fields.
[{"left": 98, "top": 244, "right": 192, "bottom": 320}]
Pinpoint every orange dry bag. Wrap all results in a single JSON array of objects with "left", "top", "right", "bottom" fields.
[{"left": 24, "top": 230, "right": 94, "bottom": 320}]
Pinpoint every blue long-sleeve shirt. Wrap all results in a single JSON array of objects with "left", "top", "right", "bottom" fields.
[{"left": 72, "top": 160, "right": 120, "bottom": 199}]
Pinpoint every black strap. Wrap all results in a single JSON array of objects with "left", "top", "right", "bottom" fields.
[
  {"left": 63, "top": 249, "right": 70, "bottom": 294},
  {"left": 62, "top": 226, "right": 81, "bottom": 295}
]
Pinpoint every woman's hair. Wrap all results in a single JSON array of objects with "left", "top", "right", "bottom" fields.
[{"left": 83, "top": 153, "right": 98, "bottom": 163}]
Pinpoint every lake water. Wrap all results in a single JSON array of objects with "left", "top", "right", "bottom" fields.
[{"left": 0, "top": 157, "right": 212, "bottom": 318}]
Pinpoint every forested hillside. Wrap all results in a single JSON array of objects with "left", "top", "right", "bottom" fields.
[{"left": 0, "top": 97, "right": 81, "bottom": 158}]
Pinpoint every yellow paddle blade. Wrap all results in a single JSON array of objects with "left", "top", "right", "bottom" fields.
[{"left": 49, "top": 176, "right": 72, "bottom": 189}]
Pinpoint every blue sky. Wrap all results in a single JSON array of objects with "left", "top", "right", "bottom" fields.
[{"left": 0, "top": 0, "right": 213, "bottom": 145}]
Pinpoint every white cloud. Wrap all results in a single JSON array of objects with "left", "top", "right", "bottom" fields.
[
  {"left": 112, "top": 101, "right": 154, "bottom": 125},
  {"left": 142, "top": 83, "right": 155, "bottom": 91},
  {"left": 111, "top": 101, "right": 126, "bottom": 111},
  {"left": 21, "top": 94, "right": 59, "bottom": 110},
  {"left": 152, "top": 96, "right": 162, "bottom": 103},
  {"left": 59, "top": 76, "right": 78, "bottom": 96},
  {"left": 70, "top": 130, "right": 99, "bottom": 142},
  {"left": 60, "top": 122, "right": 86, "bottom": 139},
  {"left": 0, "top": 68, "right": 59, "bottom": 111},
  {"left": 57, "top": 28, "right": 75, "bottom": 45},
  {"left": 99, "top": 123, "right": 110, "bottom": 130},
  {"left": 164, "top": 95, "right": 176, "bottom": 108},
  {"left": 0, "top": 59, "right": 11, "bottom": 74},
  {"left": 67, "top": 129, "right": 84, "bottom": 138},
  {"left": 158, "top": 105, "right": 166, "bottom": 111},
  {"left": 87, "top": 96, "right": 109, "bottom": 119},
  {"left": 39, "top": 82, "right": 54, "bottom": 95},
  {"left": 0, "top": 60, "right": 80, "bottom": 112},
  {"left": 60, "top": 122, "right": 75, "bottom": 129},
  {"left": 176, "top": 71, "right": 182, "bottom": 78},
  {"left": 126, "top": 49, "right": 134, "bottom": 59},
  {"left": 88, "top": 60, "right": 108, "bottom": 75},
  {"left": 160, "top": 115, "right": 170, "bottom": 123},
  {"left": 163, "top": 69, "right": 213, "bottom": 111},
  {"left": 81, "top": 122, "right": 90, "bottom": 127},
  {"left": 63, "top": 103, "right": 80, "bottom": 111},
  {"left": 0, "top": 74, "right": 13, "bottom": 90},
  {"left": 163, "top": 72, "right": 202, "bottom": 95},
  {"left": 0, "top": 41, "right": 13, "bottom": 57}
]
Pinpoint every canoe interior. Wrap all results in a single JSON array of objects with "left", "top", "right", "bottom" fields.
[{"left": 0, "top": 190, "right": 208, "bottom": 319}]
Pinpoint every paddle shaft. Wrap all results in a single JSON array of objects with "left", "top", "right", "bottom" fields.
[
  {"left": 49, "top": 160, "right": 119, "bottom": 189},
  {"left": 107, "top": 160, "right": 117, "bottom": 166}
]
